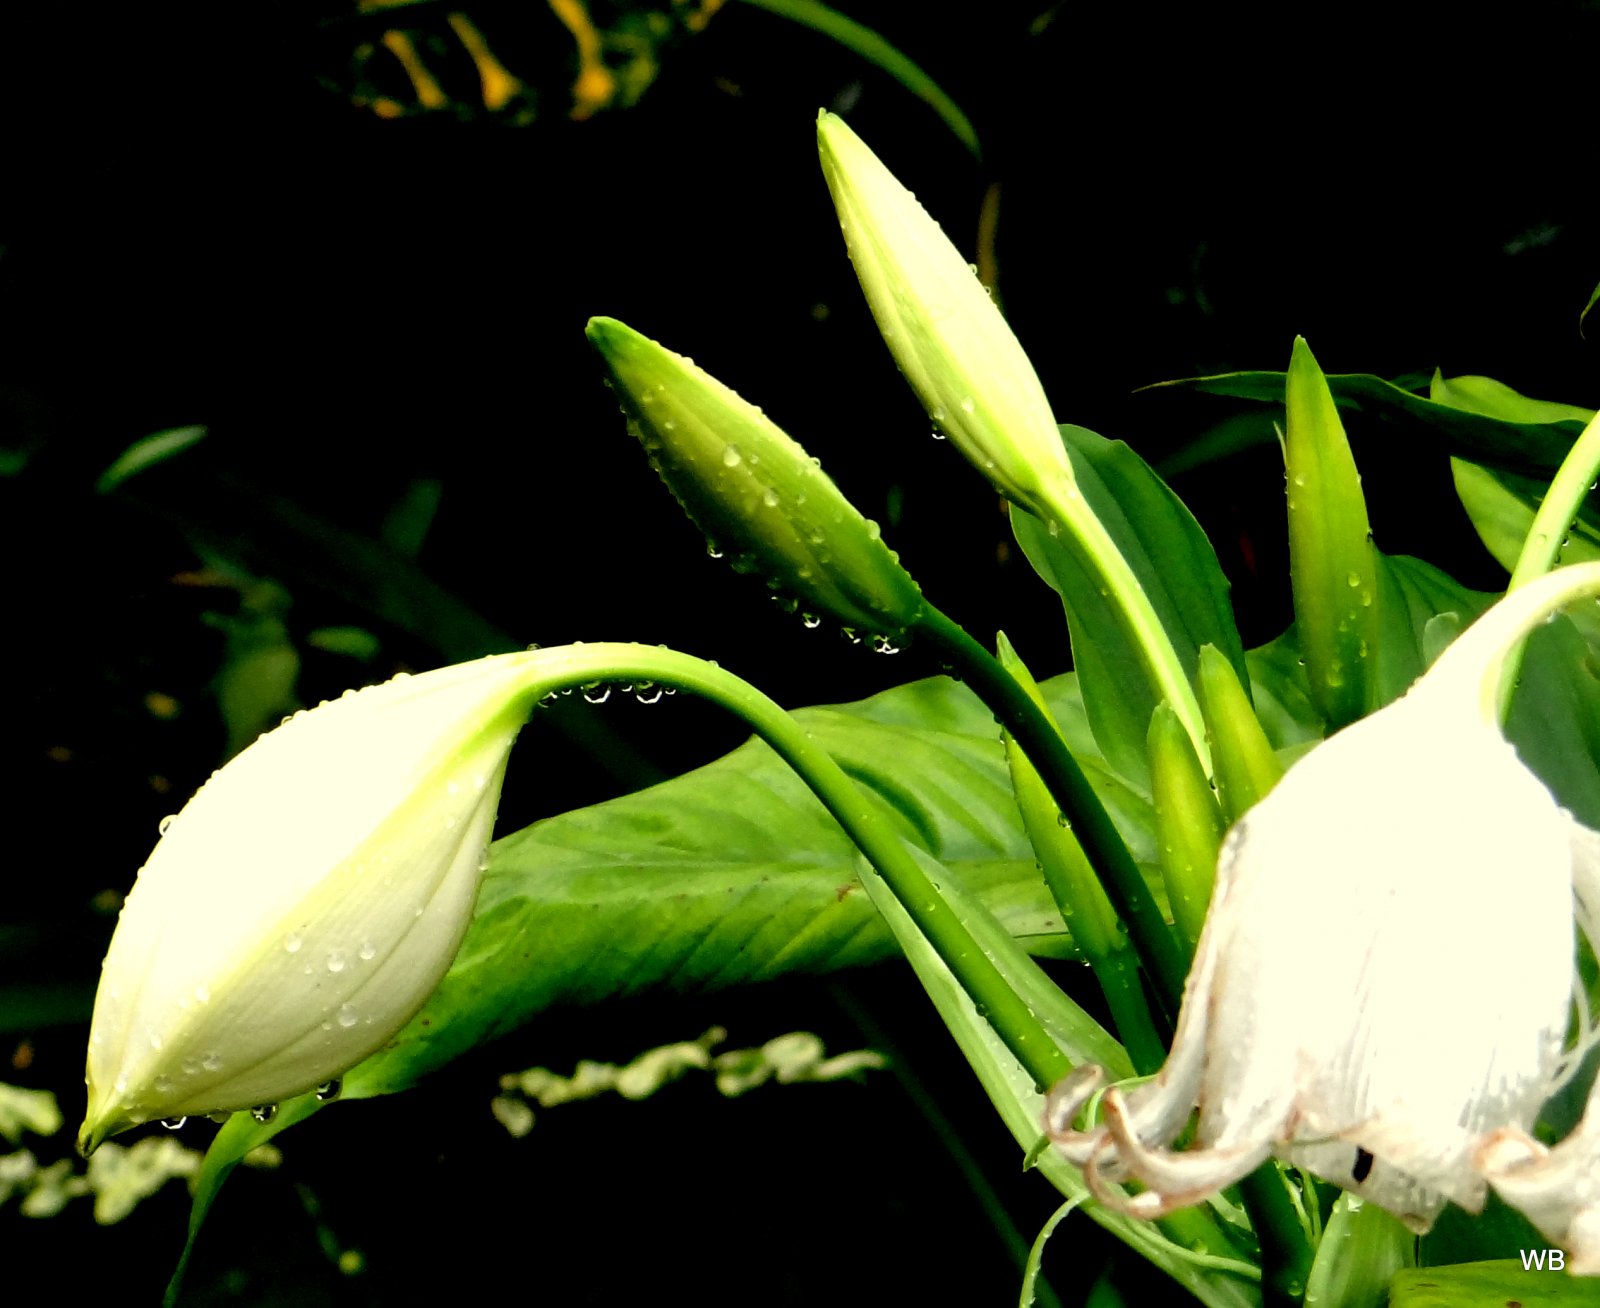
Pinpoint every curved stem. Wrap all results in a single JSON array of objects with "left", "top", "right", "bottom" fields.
[
  {"left": 1499, "top": 408, "right": 1600, "bottom": 721},
  {"left": 1038, "top": 482, "right": 1212, "bottom": 772},
  {"left": 913, "top": 607, "right": 1188, "bottom": 1019},
  {"left": 541, "top": 644, "right": 1073, "bottom": 1093}
]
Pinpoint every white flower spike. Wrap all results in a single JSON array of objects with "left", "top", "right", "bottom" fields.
[
  {"left": 1046, "top": 562, "right": 1600, "bottom": 1256},
  {"left": 79, "top": 651, "right": 572, "bottom": 1153}
]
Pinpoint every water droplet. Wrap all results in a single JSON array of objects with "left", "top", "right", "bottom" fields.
[
  {"left": 149, "top": 1031, "right": 164, "bottom": 1051},
  {"left": 801, "top": 613, "right": 821, "bottom": 629},
  {"left": 326, "top": 950, "right": 347, "bottom": 974},
  {"left": 930, "top": 428, "right": 946, "bottom": 440},
  {"left": 839, "top": 627, "right": 861, "bottom": 645},
  {"left": 251, "top": 1104, "right": 278, "bottom": 1123},
  {"left": 721, "top": 446, "right": 742, "bottom": 468},
  {"left": 158, "top": 814, "right": 177, "bottom": 836},
  {"left": 284, "top": 931, "right": 303, "bottom": 954},
  {"left": 202, "top": 1053, "right": 222, "bottom": 1072},
  {"left": 1055, "top": 811, "right": 1071, "bottom": 828},
  {"left": 959, "top": 396, "right": 976, "bottom": 415},
  {"left": 161, "top": 1116, "right": 187, "bottom": 1130},
  {"left": 358, "top": 940, "right": 376, "bottom": 962},
  {"left": 870, "top": 634, "right": 899, "bottom": 655},
  {"left": 316, "top": 1079, "right": 343, "bottom": 1102},
  {"left": 1346, "top": 571, "right": 1361, "bottom": 587},
  {"left": 706, "top": 542, "right": 723, "bottom": 559},
  {"left": 337, "top": 1003, "right": 360, "bottom": 1029},
  {"left": 194, "top": 983, "right": 211, "bottom": 1004},
  {"left": 762, "top": 488, "right": 779, "bottom": 509},
  {"left": 581, "top": 683, "right": 611, "bottom": 704},
  {"left": 153, "top": 1074, "right": 173, "bottom": 1094},
  {"left": 634, "top": 683, "right": 664, "bottom": 705}
]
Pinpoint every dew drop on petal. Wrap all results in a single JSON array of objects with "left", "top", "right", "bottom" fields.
[
  {"left": 337, "top": 1004, "right": 360, "bottom": 1029},
  {"left": 358, "top": 941, "right": 376, "bottom": 962},
  {"left": 284, "top": 932, "right": 303, "bottom": 954},
  {"left": 161, "top": 1116, "right": 186, "bottom": 1130}
]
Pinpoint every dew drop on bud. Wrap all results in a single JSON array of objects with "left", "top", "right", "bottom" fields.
[
  {"left": 358, "top": 941, "right": 376, "bottom": 962},
  {"left": 284, "top": 931, "right": 303, "bottom": 954},
  {"left": 316, "top": 1079, "right": 343, "bottom": 1102},
  {"left": 337, "top": 1003, "right": 360, "bottom": 1029},
  {"left": 161, "top": 1116, "right": 187, "bottom": 1130},
  {"left": 251, "top": 1104, "right": 278, "bottom": 1123}
]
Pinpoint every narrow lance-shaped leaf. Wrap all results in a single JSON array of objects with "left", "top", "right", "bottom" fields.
[{"left": 1285, "top": 336, "right": 1379, "bottom": 728}]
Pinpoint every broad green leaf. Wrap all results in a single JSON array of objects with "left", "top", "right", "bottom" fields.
[
  {"left": 1150, "top": 370, "right": 1583, "bottom": 477},
  {"left": 1012, "top": 424, "right": 1246, "bottom": 786},
  {"left": 1390, "top": 1259, "right": 1600, "bottom": 1306},
  {"left": 1285, "top": 338, "right": 1378, "bottom": 729},
  {"left": 344, "top": 671, "right": 1160, "bottom": 1099}
]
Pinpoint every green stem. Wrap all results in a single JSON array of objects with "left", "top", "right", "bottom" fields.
[
  {"left": 1038, "top": 484, "right": 1212, "bottom": 772},
  {"left": 560, "top": 645, "right": 1072, "bottom": 1093},
  {"left": 914, "top": 606, "right": 1188, "bottom": 1019},
  {"left": 1500, "top": 407, "right": 1600, "bottom": 721},
  {"left": 1237, "top": 1170, "right": 1314, "bottom": 1308}
]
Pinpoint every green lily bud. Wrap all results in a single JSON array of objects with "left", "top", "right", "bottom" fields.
[
  {"left": 1195, "top": 643, "right": 1282, "bottom": 825},
  {"left": 1146, "top": 701, "right": 1223, "bottom": 951},
  {"left": 79, "top": 652, "right": 571, "bottom": 1153},
  {"left": 586, "top": 315, "right": 924, "bottom": 633},
  {"left": 815, "top": 111, "right": 1072, "bottom": 517}
]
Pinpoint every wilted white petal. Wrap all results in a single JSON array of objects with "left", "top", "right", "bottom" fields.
[{"left": 80, "top": 652, "right": 563, "bottom": 1151}]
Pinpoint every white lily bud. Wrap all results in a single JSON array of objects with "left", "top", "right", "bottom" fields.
[
  {"left": 816, "top": 111, "right": 1072, "bottom": 516},
  {"left": 79, "top": 653, "right": 561, "bottom": 1153},
  {"left": 1046, "top": 563, "right": 1600, "bottom": 1248}
]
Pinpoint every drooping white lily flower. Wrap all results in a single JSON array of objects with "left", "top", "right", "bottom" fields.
[
  {"left": 1046, "top": 563, "right": 1600, "bottom": 1249},
  {"left": 79, "top": 651, "right": 570, "bottom": 1153}
]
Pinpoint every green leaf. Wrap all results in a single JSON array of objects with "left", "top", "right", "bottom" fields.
[
  {"left": 95, "top": 425, "right": 207, "bottom": 493},
  {"left": 1303, "top": 1194, "right": 1415, "bottom": 1308},
  {"left": 1285, "top": 338, "right": 1379, "bottom": 729},
  {"left": 1011, "top": 424, "right": 1246, "bottom": 786},
  {"left": 1149, "top": 369, "right": 1584, "bottom": 478},
  {"left": 737, "top": 0, "right": 980, "bottom": 158},
  {"left": 1584, "top": 279, "right": 1600, "bottom": 338},
  {"left": 1429, "top": 372, "right": 1595, "bottom": 428},
  {"left": 1390, "top": 1259, "right": 1600, "bottom": 1306}
]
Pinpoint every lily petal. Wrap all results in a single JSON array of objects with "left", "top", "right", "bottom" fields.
[
  {"left": 80, "top": 653, "right": 558, "bottom": 1151},
  {"left": 1047, "top": 564, "right": 1600, "bottom": 1239}
]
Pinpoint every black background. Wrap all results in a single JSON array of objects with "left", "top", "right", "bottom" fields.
[{"left": 2, "top": 1, "right": 1597, "bottom": 1302}]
